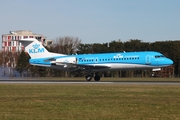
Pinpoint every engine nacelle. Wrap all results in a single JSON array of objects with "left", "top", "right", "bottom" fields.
[{"left": 51, "top": 57, "right": 77, "bottom": 66}]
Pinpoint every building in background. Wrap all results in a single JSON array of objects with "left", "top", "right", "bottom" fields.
[
  {"left": 1, "top": 30, "right": 47, "bottom": 52},
  {"left": 1, "top": 30, "right": 53, "bottom": 77}
]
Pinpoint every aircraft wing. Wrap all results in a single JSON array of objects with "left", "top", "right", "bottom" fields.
[
  {"left": 75, "top": 64, "right": 111, "bottom": 69},
  {"left": 52, "top": 62, "right": 111, "bottom": 71}
]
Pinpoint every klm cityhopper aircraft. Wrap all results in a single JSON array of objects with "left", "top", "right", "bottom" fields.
[{"left": 19, "top": 38, "right": 173, "bottom": 81}]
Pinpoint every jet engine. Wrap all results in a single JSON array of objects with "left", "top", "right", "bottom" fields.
[{"left": 51, "top": 57, "right": 77, "bottom": 66}]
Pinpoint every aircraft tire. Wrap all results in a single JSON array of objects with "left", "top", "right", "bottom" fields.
[
  {"left": 85, "top": 75, "right": 92, "bottom": 81},
  {"left": 94, "top": 76, "right": 100, "bottom": 81}
]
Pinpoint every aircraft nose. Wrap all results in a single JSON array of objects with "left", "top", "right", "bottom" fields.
[{"left": 167, "top": 58, "right": 173, "bottom": 65}]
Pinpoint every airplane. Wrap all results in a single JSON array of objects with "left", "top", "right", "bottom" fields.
[{"left": 19, "top": 38, "right": 173, "bottom": 81}]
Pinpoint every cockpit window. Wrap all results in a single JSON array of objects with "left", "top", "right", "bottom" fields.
[
  {"left": 160, "top": 55, "right": 165, "bottom": 57},
  {"left": 155, "top": 55, "right": 165, "bottom": 58},
  {"left": 155, "top": 55, "right": 160, "bottom": 58}
]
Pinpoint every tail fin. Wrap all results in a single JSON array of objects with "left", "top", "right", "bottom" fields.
[{"left": 19, "top": 38, "right": 66, "bottom": 58}]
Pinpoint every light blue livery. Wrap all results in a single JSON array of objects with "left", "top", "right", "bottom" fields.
[{"left": 20, "top": 38, "right": 173, "bottom": 81}]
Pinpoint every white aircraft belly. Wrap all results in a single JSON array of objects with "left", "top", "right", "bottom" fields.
[{"left": 99, "top": 63, "right": 157, "bottom": 71}]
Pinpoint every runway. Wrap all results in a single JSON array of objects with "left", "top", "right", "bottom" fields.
[{"left": 0, "top": 80, "right": 180, "bottom": 85}]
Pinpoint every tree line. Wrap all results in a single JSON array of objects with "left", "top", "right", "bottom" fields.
[{"left": 0, "top": 37, "right": 180, "bottom": 77}]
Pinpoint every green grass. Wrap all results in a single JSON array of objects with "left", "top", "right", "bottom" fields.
[{"left": 0, "top": 84, "right": 180, "bottom": 119}]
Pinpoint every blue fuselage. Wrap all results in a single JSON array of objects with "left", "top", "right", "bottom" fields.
[{"left": 29, "top": 51, "right": 173, "bottom": 71}]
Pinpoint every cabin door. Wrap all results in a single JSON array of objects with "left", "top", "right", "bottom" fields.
[{"left": 146, "top": 55, "right": 151, "bottom": 65}]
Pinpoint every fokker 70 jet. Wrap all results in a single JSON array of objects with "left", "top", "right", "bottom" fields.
[{"left": 19, "top": 38, "right": 173, "bottom": 81}]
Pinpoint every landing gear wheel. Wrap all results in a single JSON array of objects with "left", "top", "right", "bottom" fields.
[
  {"left": 85, "top": 75, "right": 92, "bottom": 81},
  {"left": 94, "top": 75, "right": 100, "bottom": 81}
]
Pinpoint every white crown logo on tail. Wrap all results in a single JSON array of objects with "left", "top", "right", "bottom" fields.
[
  {"left": 19, "top": 38, "right": 66, "bottom": 58},
  {"left": 29, "top": 43, "right": 45, "bottom": 54}
]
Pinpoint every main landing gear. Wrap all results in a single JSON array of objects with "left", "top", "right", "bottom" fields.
[{"left": 85, "top": 74, "right": 101, "bottom": 81}]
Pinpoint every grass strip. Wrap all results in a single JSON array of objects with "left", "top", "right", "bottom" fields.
[{"left": 0, "top": 84, "right": 179, "bottom": 119}]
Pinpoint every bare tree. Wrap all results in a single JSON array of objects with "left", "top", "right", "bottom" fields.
[
  {"left": 50, "top": 36, "right": 81, "bottom": 77},
  {"left": 53, "top": 36, "right": 81, "bottom": 54}
]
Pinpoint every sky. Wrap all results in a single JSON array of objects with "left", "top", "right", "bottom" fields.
[{"left": 0, "top": 0, "right": 180, "bottom": 47}]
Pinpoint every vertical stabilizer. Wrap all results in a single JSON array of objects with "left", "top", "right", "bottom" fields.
[{"left": 19, "top": 38, "right": 66, "bottom": 58}]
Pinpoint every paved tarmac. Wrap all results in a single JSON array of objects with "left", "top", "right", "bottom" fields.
[{"left": 0, "top": 79, "right": 180, "bottom": 85}]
